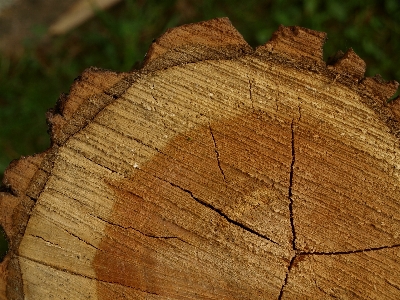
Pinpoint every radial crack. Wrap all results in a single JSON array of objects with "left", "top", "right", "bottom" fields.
[
  {"left": 289, "top": 119, "right": 297, "bottom": 251},
  {"left": 279, "top": 116, "right": 299, "bottom": 299},
  {"left": 278, "top": 256, "right": 296, "bottom": 300},
  {"left": 209, "top": 125, "right": 226, "bottom": 182},
  {"left": 162, "top": 178, "right": 279, "bottom": 245},
  {"left": 299, "top": 243, "right": 400, "bottom": 256}
]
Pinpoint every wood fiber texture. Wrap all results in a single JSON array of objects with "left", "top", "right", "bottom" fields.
[{"left": 1, "top": 18, "right": 400, "bottom": 299}]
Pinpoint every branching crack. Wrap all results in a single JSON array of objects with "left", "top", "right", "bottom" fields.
[
  {"left": 280, "top": 105, "right": 400, "bottom": 298},
  {"left": 280, "top": 112, "right": 301, "bottom": 299},
  {"left": 278, "top": 256, "right": 296, "bottom": 300},
  {"left": 209, "top": 125, "right": 226, "bottom": 183},
  {"left": 158, "top": 177, "right": 279, "bottom": 245}
]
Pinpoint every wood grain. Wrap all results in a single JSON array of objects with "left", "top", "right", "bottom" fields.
[{"left": 1, "top": 17, "right": 400, "bottom": 299}]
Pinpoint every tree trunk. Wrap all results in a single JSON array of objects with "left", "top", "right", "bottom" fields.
[{"left": 1, "top": 17, "right": 400, "bottom": 299}]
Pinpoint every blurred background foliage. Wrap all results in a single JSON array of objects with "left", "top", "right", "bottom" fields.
[{"left": 0, "top": 0, "right": 399, "bottom": 260}]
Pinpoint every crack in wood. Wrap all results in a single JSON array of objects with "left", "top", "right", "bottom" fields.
[
  {"left": 29, "top": 232, "right": 102, "bottom": 251},
  {"left": 31, "top": 232, "right": 100, "bottom": 252},
  {"left": 289, "top": 118, "right": 297, "bottom": 252},
  {"left": 77, "top": 152, "right": 116, "bottom": 174},
  {"left": 385, "top": 278, "right": 400, "bottom": 291},
  {"left": 29, "top": 235, "right": 63, "bottom": 249},
  {"left": 65, "top": 128, "right": 281, "bottom": 246},
  {"left": 313, "top": 279, "right": 327, "bottom": 295},
  {"left": 248, "top": 77, "right": 254, "bottom": 111},
  {"left": 280, "top": 108, "right": 302, "bottom": 299},
  {"left": 54, "top": 101, "right": 400, "bottom": 299},
  {"left": 62, "top": 228, "right": 101, "bottom": 251},
  {"left": 155, "top": 176, "right": 280, "bottom": 246},
  {"left": 209, "top": 125, "right": 226, "bottom": 183},
  {"left": 277, "top": 103, "right": 400, "bottom": 299},
  {"left": 90, "top": 213, "right": 182, "bottom": 241},
  {"left": 278, "top": 255, "right": 296, "bottom": 300},
  {"left": 299, "top": 243, "right": 400, "bottom": 256},
  {"left": 19, "top": 253, "right": 93, "bottom": 279}
]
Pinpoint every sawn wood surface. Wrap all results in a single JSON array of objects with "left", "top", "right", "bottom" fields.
[{"left": 1, "top": 18, "right": 400, "bottom": 299}]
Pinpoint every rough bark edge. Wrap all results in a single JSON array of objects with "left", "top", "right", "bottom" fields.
[
  {"left": 46, "top": 67, "right": 140, "bottom": 146},
  {"left": 0, "top": 152, "right": 45, "bottom": 300},
  {"left": 254, "top": 25, "right": 400, "bottom": 134},
  {"left": 0, "top": 18, "right": 399, "bottom": 299},
  {"left": 0, "top": 68, "right": 140, "bottom": 299},
  {"left": 255, "top": 25, "right": 327, "bottom": 65},
  {"left": 142, "top": 17, "right": 253, "bottom": 72},
  {"left": 359, "top": 76, "right": 400, "bottom": 136}
]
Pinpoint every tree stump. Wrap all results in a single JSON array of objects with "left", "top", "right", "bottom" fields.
[{"left": 1, "top": 18, "right": 400, "bottom": 299}]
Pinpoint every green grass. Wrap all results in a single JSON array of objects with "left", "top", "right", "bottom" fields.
[{"left": 0, "top": 0, "right": 399, "bottom": 260}]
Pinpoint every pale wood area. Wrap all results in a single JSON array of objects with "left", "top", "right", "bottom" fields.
[{"left": 1, "top": 18, "right": 400, "bottom": 299}]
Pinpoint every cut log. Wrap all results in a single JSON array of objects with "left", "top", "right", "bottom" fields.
[{"left": 1, "top": 17, "right": 400, "bottom": 299}]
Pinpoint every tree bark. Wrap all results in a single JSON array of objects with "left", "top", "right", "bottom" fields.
[{"left": 1, "top": 17, "right": 400, "bottom": 299}]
